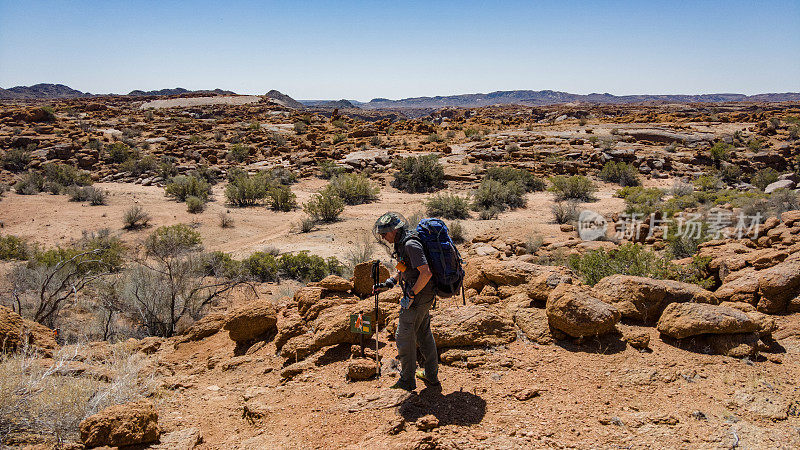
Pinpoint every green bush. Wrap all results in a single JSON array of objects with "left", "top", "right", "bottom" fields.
[
  {"left": 14, "top": 171, "right": 45, "bottom": 195},
  {"left": 298, "top": 216, "right": 316, "bottom": 233},
  {"left": 120, "top": 154, "right": 159, "bottom": 176},
  {"left": 568, "top": 243, "right": 672, "bottom": 286},
  {"left": 165, "top": 175, "right": 211, "bottom": 202},
  {"left": 751, "top": 168, "right": 779, "bottom": 191},
  {"left": 294, "top": 122, "right": 307, "bottom": 134},
  {"left": 391, "top": 155, "right": 446, "bottom": 193},
  {"left": 203, "top": 251, "right": 246, "bottom": 279},
  {"left": 186, "top": 196, "right": 205, "bottom": 213},
  {"left": 226, "top": 144, "right": 250, "bottom": 163},
  {"left": 268, "top": 185, "right": 297, "bottom": 211},
  {"left": 477, "top": 206, "right": 501, "bottom": 220},
  {"left": 32, "top": 229, "right": 126, "bottom": 273},
  {"left": 549, "top": 175, "right": 596, "bottom": 201},
  {"left": 617, "top": 187, "right": 664, "bottom": 216},
  {"left": 449, "top": 220, "right": 465, "bottom": 244},
  {"left": 551, "top": 201, "right": 579, "bottom": 224},
  {"left": 693, "top": 174, "right": 723, "bottom": 192},
  {"left": 426, "top": 193, "right": 471, "bottom": 219},
  {"left": 768, "top": 189, "right": 800, "bottom": 217},
  {"left": 318, "top": 160, "right": 345, "bottom": 179},
  {"left": 278, "top": 251, "right": 343, "bottom": 282},
  {"left": 68, "top": 186, "right": 107, "bottom": 205},
  {"left": 426, "top": 133, "right": 443, "bottom": 143},
  {"left": 485, "top": 166, "right": 545, "bottom": 192},
  {"left": 718, "top": 164, "right": 742, "bottom": 183},
  {"left": 43, "top": 163, "right": 92, "bottom": 187},
  {"left": 43, "top": 181, "right": 63, "bottom": 195},
  {"left": 244, "top": 251, "right": 279, "bottom": 282},
  {"left": 708, "top": 142, "right": 732, "bottom": 167},
  {"left": 598, "top": 161, "right": 641, "bottom": 187},
  {"left": 472, "top": 179, "right": 526, "bottom": 211},
  {"left": 303, "top": 190, "right": 345, "bottom": 222},
  {"left": 189, "top": 165, "right": 219, "bottom": 185},
  {"left": 123, "top": 205, "right": 151, "bottom": 230},
  {"left": 323, "top": 174, "right": 379, "bottom": 205},
  {"left": 106, "top": 142, "right": 134, "bottom": 164},
  {"left": 1, "top": 148, "right": 32, "bottom": 172},
  {"left": 225, "top": 171, "right": 270, "bottom": 206},
  {"left": 0, "top": 234, "right": 30, "bottom": 260},
  {"left": 145, "top": 224, "right": 201, "bottom": 258}
]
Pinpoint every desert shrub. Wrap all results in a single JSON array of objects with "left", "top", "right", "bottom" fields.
[
  {"left": 43, "top": 163, "right": 92, "bottom": 187},
  {"left": 186, "top": 196, "right": 205, "bottom": 213},
  {"left": 746, "top": 137, "right": 763, "bottom": 151},
  {"left": 303, "top": 190, "right": 345, "bottom": 222},
  {"left": 189, "top": 165, "right": 219, "bottom": 185},
  {"left": 525, "top": 234, "right": 544, "bottom": 254},
  {"left": 265, "top": 167, "right": 296, "bottom": 185},
  {"left": 0, "top": 345, "right": 153, "bottom": 444},
  {"left": 345, "top": 233, "right": 375, "bottom": 268},
  {"left": 0, "top": 234, "right": 29, "bottom": 260},
  {"left": 106, "top": 142, "right": 133, "bottom": 164},
  {"left": 718, "top": 164, "right": 742, "bottom": 184},
  {"left": 370, "top": 136, "right": 383, "bottom": 147},
  {"left": 68, "top": 186, "right": 106, "bottom": 205},
  {"left": 226, "top": 144, "right": 250, "bottom": 163},
  {"left": 218, "top": 212, "right": 234, "bottom": 228},
  {"left": 203, "top": 251, "right": 245, "bottom": 279},
  {"left": 120, "top": 154, "right": 159, "bottom": 177},
  {"left": 670, "top": 180, "right": 694, "bottom": 197},
  {"left": 164, "top": 175, "right": 211, "bottom": 202},
  {"left": 278, "top": 251, "right": 343, "bottom": 282},
  {"left": 427, "top": 133, "right": 443, "bottom": 143},
  {"left": 1, "top": 148, "right": 32, "bottom": 172},
  {"left": 298, "top": 216, "right": 316, "bottom": 233},
  {"left": 391, "top": 155, "right": 446, "bottom": 193},
  {"left": 243, "top": 251, "right": 279, "bottom": 282},
  {"left": 294, "top": 122, "right": 307, "bottom": 134},
  {"left": 617, "top": 187, "right": 664, "bottom": 216},
  {"left": 332, "top": 119, "right": 347, "bottom": 129},
  {"left": 551, "top": 200, "right": 579, "bottom": 224},
  {"left": 477, "top": 207, "right": 501, "bottom": 220},
  {"left": 332, "top": 133, "right": 346, "bottom": 144},
  {"left": 568, "top": 243, "right": 673, "bottom": 286},
  {"left": 598, "top": 161, "right": 641, "bottom": 187},
  {"left": 549, "top": 175, "right": 596, "bottom": 201},
  {"left": 42, "top": 181, "right": 63, "bottom": 195},
  {"left": 464, "top": 128, "right": 480, "bottom": 138},
  {"left": 426, "top": 192, "right": 471, "bottom": 219},
  {"left": 318, "top": 160, "right": 345, "bottom": 179},
  {"left": 144, "top": 224, "right": 201, "bottom": 258},
  {"left": 472, "top": 179, "right": 526, "bottom": 211},
  {"left": 14, "top": 171, "right": 45, "bottom": 195},
  {"left": 750, "top": 168, "right": 780, "bottom": 191},
  {"left": 708, "top": 142, "right": 732, "bottom": 167},
  {"left": 768, "top": 189, "right": 800, "bottom": 217},
  {"left": 485, "top": 166, "right": 545, "bottom": 192},
  {"left": 268, "top": 185, "right": 297, "bottom": 211},
  {"left": 123, "top": 205, "right": 151, "bottom": 230},
  {"left": 323, "top": 173, "right": 379, "bottom": 205},
  {"left": 225, "top": 171, "right": 269, "bottom": 206},
  {"left": 158, "top": 159, "right": 177, "bottom": 179},
  {"left": 449, "top": 220, "right": 465, "bottom": 244}
]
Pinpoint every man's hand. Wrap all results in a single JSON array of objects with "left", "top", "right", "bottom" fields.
[{"left": 373, "top": 277, "right": 396, "bottom": 294}]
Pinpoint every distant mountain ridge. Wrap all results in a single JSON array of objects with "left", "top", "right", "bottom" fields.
[
  {"left": 0, "top": 83, "right": 90, "bottom": 99},
  {"left": 361, "top": 90, "right": 800, "bottom": 109},
  {"left": 127, "top": 88, "right": 236, "bottom": 97}
]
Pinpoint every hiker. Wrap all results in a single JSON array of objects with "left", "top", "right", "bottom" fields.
[{"left": 373, "top": 212, "right": 441, "bottom": 391}]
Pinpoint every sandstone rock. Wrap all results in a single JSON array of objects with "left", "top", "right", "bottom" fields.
[
  {"left": 79, "top": 399, "right": 159, "bottom": 448},
  {"left": 481, "top": 259, "right": 540, "bottom": 286},
  {"left": 274, "top": 308, "right": 307, "bottom": 350},
  {"left": 656, "top": 303, "right": 759, "bottom": 339},
  {"left": 463, "top": 259, "right": 490, "bottom": 291},
  {"left": 352, "top": 261, "right": 389, "bottom": 297},
  {"left": 764, "top": 179, "right": 794, "bottom": 193},
  {"left": 180, "top": 312, "right": 228, "bottom": 341},
  {"left": 594, "top": 275, "right": 714, "bottom": 323},
  {"left": 757, "top": 261, "right": 800, "bottom": 313},
  {"left": 621, "top": 329, "right": 651, "bottom": 350},
  {"left": 415, "top": 414, "right": 439, "bottom": 431},
  {"left": 513, "top": 308, "right": 554, "bottom": 344},
  {"left": 295, "top": 287, "right": 325, "bottom": 318},
  {"left": 0, "top": 306, "right": 58, "bottom": 356},
  {"left": 714, "top": 271, "right": 760, "bottom": 305},
  {"left": 525, "top": 271, "right": 572, "bottom": 302},
  {"left": 223, "top": 300, "right": 277, "bottom": 343},
  {"left": 431, "top": 305, "right": 516, "bottom": 348},
  {"left": 781, "top": 210, "right": 800, "bottom": 227},
  {"left": 318, "top": 275, "right": 354, "bottom": 292},
  {"left": 149, "top": 427, "right": 202, "bottom": 450},
  {"left": 347, "top": 358, "right": 377, "bottom": 380},
  {"left": 545, "top": 284, "right": 620, "bottom": 338}
]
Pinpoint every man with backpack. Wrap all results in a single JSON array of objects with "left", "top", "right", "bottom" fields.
[{"left": 373, "top": 212, "right": 441, "bottom": 391}]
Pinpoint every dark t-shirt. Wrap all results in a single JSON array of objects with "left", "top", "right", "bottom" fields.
[{"left": 399, "top": 238, "right": 435, "bottom": 301}]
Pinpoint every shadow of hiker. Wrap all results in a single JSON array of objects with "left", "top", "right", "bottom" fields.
[{"left": 398, "top": 388, "right": 486, "bottom": 426}]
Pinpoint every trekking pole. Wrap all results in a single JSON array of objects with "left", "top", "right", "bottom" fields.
[{"left": 371, "top": 260, "right": 381, "bottom": 377}]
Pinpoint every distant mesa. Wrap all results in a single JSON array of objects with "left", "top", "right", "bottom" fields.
[
  {"left": 127, "top": 88, "right": 236, "bottom": 97},
  {"left": 0, "top": 83, "right": 90, "bottom": 100},
  {"left": 263, "top": 90, "right": 305, "bottom": 109}
]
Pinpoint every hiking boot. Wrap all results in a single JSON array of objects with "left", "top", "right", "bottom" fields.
[
  {"left": 389, "top": 379, "right": 415, "bottom": 391},
  {"left": 415, "top": 368, "right": 441, "bottom": 387}
]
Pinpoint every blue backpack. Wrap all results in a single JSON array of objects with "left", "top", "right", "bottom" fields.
[{"left": 407, "top": 218, "right": 465, "bottom": 301}]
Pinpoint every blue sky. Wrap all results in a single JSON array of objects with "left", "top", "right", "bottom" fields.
[{"left": 1, "top": 0, "right": 798, "bottom": 100}]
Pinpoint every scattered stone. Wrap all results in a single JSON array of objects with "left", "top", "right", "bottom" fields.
[
  {"left": 512, "top": 388, "right": 542, "bottom": 401},
  {"left": 545, "top": 284, "right": 621, "bottom": 337},
  {"left": 79, "top": 399, "right": 159, "bottom": 448},
  {"left": 347, "top": 358, "right": 378, "bottom": 380},
  {"left": 415, "top": 414, "right": 440, "bottom": 431}
]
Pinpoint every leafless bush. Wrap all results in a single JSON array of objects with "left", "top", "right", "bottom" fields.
[
  {"left": 345, "top": 233, "right": 375, "bottom": 269},
  {"left": 123, "top": 205, "right": 151, "bottom": 230},
  {"left": 0, "top": 343, "right": 153, "bottom": 444}
]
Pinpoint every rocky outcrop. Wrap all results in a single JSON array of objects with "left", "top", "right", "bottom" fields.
[
  {"left": 180, "top": 312, "right": 227, "bottom": 342},
  {"left": 594, "top": 275, "right": 715, "bottom": 323},
  {"left": 318, "top": 275, "right": 354, "bottom": 292},
  {"left": 79, "top": 399, "right": 159, "bottom": 448},
  {"left": 757, "top": 261, "right": 800, "bottom": 313},
  {"left": 545, "top": 284, "right": 621, "bottom": 338},
  {"left": 223, "top": 300, "right": 278, "bottom": 343},
  {"left": 0, "top": 306, "right": 58, "bottom": 356},
  {"left": 430, "top": 305, "right": 516, "bottom": 348},
  {"left": 656, "top": 303, "right": 759, "bottom": 339},
  {"left": 513, "top": 308, "right": 554, "bottom": 344},
  {"left": 352, "top": 261, "right": 390, "bottom": 297}
]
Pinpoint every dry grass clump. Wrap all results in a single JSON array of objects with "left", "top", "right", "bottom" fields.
[{"left": 0, "top": 343, "right": 154, "bottom": 444}]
